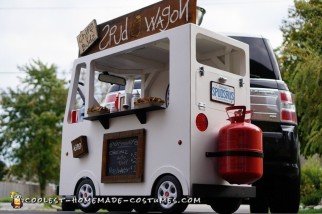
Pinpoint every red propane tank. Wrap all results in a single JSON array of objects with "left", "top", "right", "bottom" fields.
[{"left": 217, "top": 106, "right": 263, "bottom": 184}]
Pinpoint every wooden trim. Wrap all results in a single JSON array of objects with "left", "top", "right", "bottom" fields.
[
  {"left": 79, "top": 0, "right": 196, "bottom": 56},
  {"left": 71, "top": 136, "right": 88, "bottom": 158}
]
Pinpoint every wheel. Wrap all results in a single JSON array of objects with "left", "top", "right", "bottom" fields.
[
  {"left": 154, "top": 175, "right": 188, "bottom": 213},
  {"left": 61, "top": 197, "right": 76, "bottom": 211},
  {"left": 250, "top": 197, "right": 269, "bottom": 213},
  {"left": 269, "top": 174, "right": 300, "bottom": 213},
  {"left": 268, "top": 160, "right": 300, "bottom": 213},
  {"left": 106, "top": 202, "right": 133, "bottom": 211},
  {"left": 250, "top": 181, "right": 269, "bottom": 213},
  {"left": 76, "top": 179, "right": 100, "bottom": 213},
  {"left": 210, "top": 198, "right": 242, "bottom": 214},
  {"left": 133, "top": 197, "right": 154, "bottom": 213},
  {"left": 133, "top": 202, "right": 153, "bottom": 213}
]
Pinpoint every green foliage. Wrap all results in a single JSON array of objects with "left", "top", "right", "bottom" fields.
[
  {"left": 302, "top": 191, "right": 322, "bottom": 207},
  {"left": 301, "top": 172, "right": 316, "bottom": 198},
  {"left": 0, "top": 60, "right": 67, "bottom": 197},
  {"left": 0, "top": 197, "right": 12, "bottom": 203},
  {"left": 301, "top": 156, "right": 322, "bottom": 206},
  {"left": 279, "top": 0, "right": 322, "bottom": 157}
]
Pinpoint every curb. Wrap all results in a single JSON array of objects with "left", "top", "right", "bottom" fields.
[{"left": 0, "top": 202, "right": 58, "bottom": 211}]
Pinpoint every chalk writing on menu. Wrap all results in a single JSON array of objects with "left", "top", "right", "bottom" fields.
[
  {"left": 102, "top": 129, "right": 145, "bottom": 183},
  {"left": 79, "top": 0, "right": 196, "bottom": 56},
  {"left": 107, "top": 137, "right": 138, "bottom": 176}
]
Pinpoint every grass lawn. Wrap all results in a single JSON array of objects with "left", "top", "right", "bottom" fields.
[{"left": 299, "top": 208, "right": 322, "bottom": 213}]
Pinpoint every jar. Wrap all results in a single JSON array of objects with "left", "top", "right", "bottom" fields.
[{"left": 131, "top": 90, "right": 140, "bottom": 109}]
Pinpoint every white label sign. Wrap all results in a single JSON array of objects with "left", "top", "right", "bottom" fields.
[
  {"left": 211, "top": 81, "right": 235, "bottom": 105},
  {"left": 77, "top": 19, "right": 99, "bottom": 55}
]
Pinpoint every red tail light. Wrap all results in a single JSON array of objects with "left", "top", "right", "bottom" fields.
[
  {"left": 106, "top": 94, "right": 117, "bottom": 103},
  {"left": 279, "top": 91, "right": 297, "bottom": 124},
  {"left": 196, "top": 113, "right": 208, "bottom": 132},
  {"left": 281, "top": 110, "right": 297, "bottom": 123},
  {"left": 280, "top": 91, "right": 292, "bottom": 102}
]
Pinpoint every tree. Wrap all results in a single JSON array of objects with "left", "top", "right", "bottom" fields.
[
  {"left": 0, "top": 60, "right": 67, "bottom": 196},
  {"left": 0, "top": 160, "right": 8, "bottom": 181},
  {"left": 279, "top": 0, "right": 322, "bottom": 157}
]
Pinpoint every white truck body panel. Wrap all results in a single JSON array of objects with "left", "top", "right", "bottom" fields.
[{"left": 59, "top": 24, "right": 250, "bottom": 197}]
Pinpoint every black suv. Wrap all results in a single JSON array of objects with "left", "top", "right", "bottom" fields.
[{"left": 230, "top": 35, "right": 300, "bottom": 213}]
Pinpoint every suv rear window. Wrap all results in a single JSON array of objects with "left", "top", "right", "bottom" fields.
[
  {"left": 230, "top": 36, "right": 276, "bottom": 79},
  {"left": 108, "top": 84, "right": 123, "bottom": 93}
]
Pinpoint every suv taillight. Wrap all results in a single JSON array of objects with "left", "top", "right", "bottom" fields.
[
  {"left": 106, "top": 94, "right": 117, "bottom": 103},
  {"left": 279, "top": 91, "right": 297, "bottom": 124}
]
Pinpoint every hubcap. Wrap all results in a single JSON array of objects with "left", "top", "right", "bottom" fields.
[
  {"left": 78, "top": 183, "right": 93, "bottom": 208},
  {"left": 158, "top": 181, "right": 177, "bottom": 209}
]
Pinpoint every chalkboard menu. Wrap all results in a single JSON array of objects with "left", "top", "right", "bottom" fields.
[
  {"left": 101, "top": 129, "right": 145, "bottom": 183},
  {"left": 107, "top": 137, "right": 138, "bottom": 176}
]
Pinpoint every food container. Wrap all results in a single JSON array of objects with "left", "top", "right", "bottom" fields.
[{"left": 131, "top": 90, "right": 140, "bottom": 109}]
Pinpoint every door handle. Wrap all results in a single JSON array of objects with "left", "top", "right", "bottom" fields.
[{"left": 218, "top": 76, "right": 227, "bottom": 83}]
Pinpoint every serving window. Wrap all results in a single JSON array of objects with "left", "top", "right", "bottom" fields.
[{"left": 83, "top": 38, "right": 170, "bottom": 129}]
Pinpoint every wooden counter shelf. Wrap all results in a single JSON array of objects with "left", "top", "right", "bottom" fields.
[{"left": 84, "top": 106, "right": 165, "bottom": 129}]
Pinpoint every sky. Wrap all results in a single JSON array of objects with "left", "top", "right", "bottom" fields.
[{"left": 0, "top": 0, "right": 294, "bottom": 90}]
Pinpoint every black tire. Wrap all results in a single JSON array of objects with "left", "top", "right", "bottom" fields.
[
  {"left": 268, "top": 160, "right": 300, "bottom": 213},
  {"left": 106, "top": 202, "right": 133, "bottom": 212},
  {"left": 249, "top": 182, "right": 269, "bottom": 213},
  {"left": 250, "top": 197, "right": 269, "bottom": 213},
  {"left": 210, "top": 198, "right": 242, "bottom": 214},
  {"left": 61, "top": 198, "right": 76, "bottom": 211},
  {"left": 269, "top": 174, "right": 300, "bottom": 213},
  {"left": 133, "top": 202, "right": 153, "bottom": 213},
  {"left": 76, "top": 179, "right": 100, "bottom": 213},
  {"left": 133, "top": 197, "right": 154, "bottom": 213},
  {"left": 154, "top": 175, "right": 188, "bottom": 213}
]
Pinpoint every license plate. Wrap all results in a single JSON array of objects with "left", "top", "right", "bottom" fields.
[{"left": 210, "top": 81, "right": 235, "bottom": 105}]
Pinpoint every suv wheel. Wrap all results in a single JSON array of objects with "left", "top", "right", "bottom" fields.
[
  {"left": 269, "top": 163, "right": 300, "bottom": 213},
  {"left": 249, "top": 183, "right": 269, "bottom": 213},
  {"left": 251, "top": 162, "right": 300, "bottom": 213}
]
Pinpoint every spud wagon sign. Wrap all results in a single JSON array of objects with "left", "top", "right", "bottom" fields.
[{"left": 77, "top": 0, "right": 197, "bottom": 56}]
